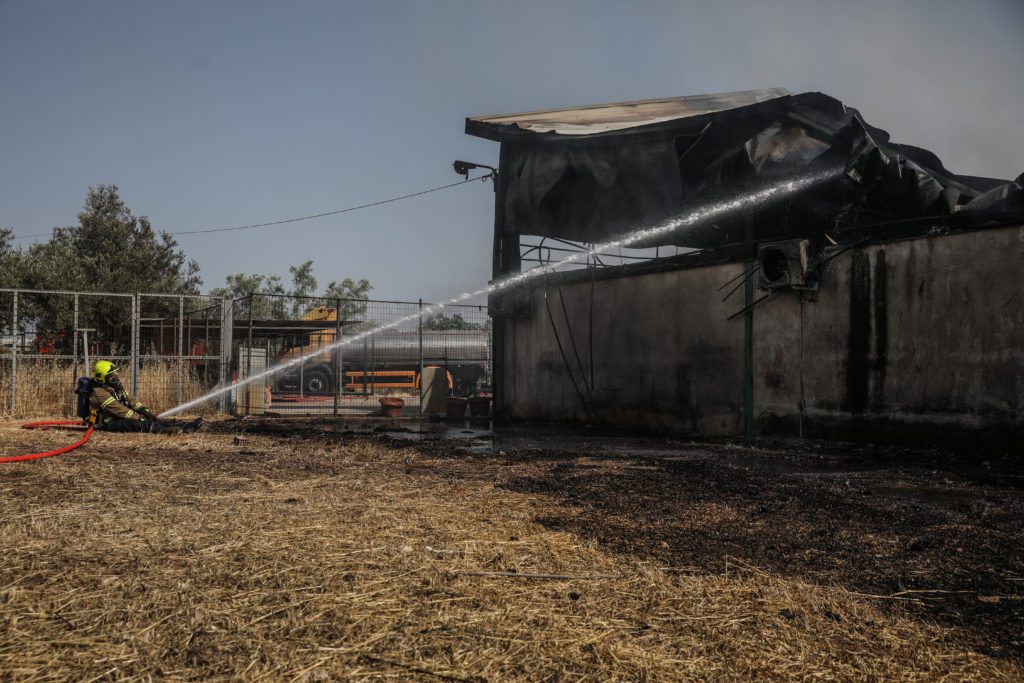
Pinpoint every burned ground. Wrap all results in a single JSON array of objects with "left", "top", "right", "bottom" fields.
[
  {"left": 0, "top": 418, "right": 1021, "bottom": 681},
  {"left": 482, "top": 435, "right": 1024, "bottom": 657}
]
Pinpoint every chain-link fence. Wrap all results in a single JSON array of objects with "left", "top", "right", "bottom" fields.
[
  {"left": 0, "top": 288, "right": 491, "bottom": 420},
  {"left": 0, "top": 289, "right": 227, "bottom": 418},
  {"left": 136, "top": 294, "right": 228, "bottom": 414},
  {"left": 230, "top": 293, "right": 491, "bottom": 418}
]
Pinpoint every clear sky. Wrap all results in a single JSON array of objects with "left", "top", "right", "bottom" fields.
[{"left": 2, "top": 0, "right": 1022, "bottom": 301}]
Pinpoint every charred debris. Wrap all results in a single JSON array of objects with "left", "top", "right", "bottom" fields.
[{"left": 468, "top": 88, "right": 1023, "bottom": 283}]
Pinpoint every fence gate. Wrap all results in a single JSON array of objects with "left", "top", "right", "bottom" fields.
[{"left": 136, "top": 293, "right": 230, "bottom": 414}]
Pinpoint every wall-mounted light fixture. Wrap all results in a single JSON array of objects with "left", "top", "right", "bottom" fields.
[{"left": 452, "top": 160, "right": 497, "bottom": 180}]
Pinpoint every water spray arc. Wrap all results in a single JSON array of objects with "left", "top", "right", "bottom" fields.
[{"left": 162, "top": 167, "right": 842, "bottom": 417}]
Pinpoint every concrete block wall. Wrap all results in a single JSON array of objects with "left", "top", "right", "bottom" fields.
[
  {"left": 501, "top": 262, "right": 747, "bottom": 434},
  {"left": 498, "top": 225, "right": 1024, "bottom": 448},
  {"left": 755, "top": 225, "right": 1024, "bottom": 448}
]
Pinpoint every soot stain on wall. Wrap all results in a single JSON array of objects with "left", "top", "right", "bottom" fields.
[
  {"left": 873, "top": 249, "right": 888, "bottom": 408},
  {"left": 846, "top": 252, "right": 871, "bottom": 413}
]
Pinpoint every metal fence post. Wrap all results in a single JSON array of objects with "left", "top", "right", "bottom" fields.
[
  {"left": 177, "top": 296, "right": 184, "bottom": 405},
  {"left": 245, "top": 295, "right": 254, "bottom": 415},
  {"left": 219, "top": 297, "right": 233, "bottom": 413},
  {"left": 72, "top": 293, "right": 79, "bottom": 379},
  {"left": 333, "top": 298, "right": 342, "bottom": 417},
  {"left": 11, "top": 290, "right": 17, "bottom": 414},
  {"left": 83, "top": 329, "right": 91, "bottom": 381},
  {"left": 131, "top": 294, "right": 140, "bottom": 395},
  {"left": 361, "top": 338, "right": 368, "bottom": 397},
  {"left": 203, "top": 309, "right": 210, "bottom": 384},
  {"left": 418, "top": 298, "right": 424, "bottom": 415}
]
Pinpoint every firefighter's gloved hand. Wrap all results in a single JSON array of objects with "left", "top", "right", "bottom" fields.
[{"left": 141, "top": 408, "right": 160, "bottom": 421}]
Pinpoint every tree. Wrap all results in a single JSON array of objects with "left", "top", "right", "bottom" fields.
[
  {"left": 287, "top": 261, "right": 317, "bottom": 318},
  {"left": 323, "top": 277, "right": 372, "bottom": 323},
  {"left": 209, "top": 273, "right": 286, "bottom": 300},
  {"left": 16, "top": 185, "right": 201, "bottom": 348},
  {"left": 421, "top": 311, "right": 483, "bottom": 331},
  {"left": 0, "top": 228, "right": 24, "bottom": 334},
  {"left": 208, "top": 272, "right": 285, "bottom": 319},
  {"left": 288, "top": 261, "right": 317, "bottom": 298},
  {"left": 209, "top": 266, "right": 372, "bottom": 321},
  {"left": 24, "top": 185, "right": 200, "bottom": 295},
  {"left": 0, "top": 229, "right": 23, "bottom": 290}
]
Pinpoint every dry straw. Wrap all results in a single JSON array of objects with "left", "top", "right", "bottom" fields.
[
  {"left": 0, "top": 361, "right": 215, "bottom": 418},
  {"left": 0, "top": 422, "right": 1018, "bottom": 681}
]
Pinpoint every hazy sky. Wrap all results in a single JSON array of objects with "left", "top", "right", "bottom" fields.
[{"left": 2, "top": 0, "right": 1022, "bottom": 301}]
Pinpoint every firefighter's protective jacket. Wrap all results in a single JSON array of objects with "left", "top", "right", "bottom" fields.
[{"left": 89, "top": 383, "right": 150, "bottom": 424}]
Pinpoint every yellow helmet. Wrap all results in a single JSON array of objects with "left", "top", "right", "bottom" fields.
[{"left": 92, "top": 360, "right": 118, "bottom": 383}]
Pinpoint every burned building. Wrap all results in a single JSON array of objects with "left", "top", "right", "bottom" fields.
[{"left": 465, "top": 89, "right": 1024, "bottom": 448}]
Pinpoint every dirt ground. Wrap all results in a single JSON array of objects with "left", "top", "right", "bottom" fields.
[{"left": 0, "top": 417, "right": 1021, "bottom": 681}]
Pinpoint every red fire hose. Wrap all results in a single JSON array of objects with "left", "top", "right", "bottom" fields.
[{"left": 0, "top": 421, "right": 94, "bottom": 464}]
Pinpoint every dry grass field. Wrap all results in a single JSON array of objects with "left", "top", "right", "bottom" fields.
[
  {"left": 0, "top": 361, "right": 215, "bottom": 418},
  {"left": 0, "top": 418, "right": 1020, "bottom": 681}
]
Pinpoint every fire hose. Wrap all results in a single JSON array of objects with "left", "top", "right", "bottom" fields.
[{"left": 0, "top": 421, "right": 94, "bottom": 464}]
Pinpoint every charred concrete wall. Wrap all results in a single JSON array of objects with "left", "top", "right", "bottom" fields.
[
  {"left": 756, "top": 225, "right": 1024, "bottom": 449},
  {"left": 497, "top": 225, "right": 1024, "bottom": 447},
  {"left": 501, "top": 262, "right": 747, "bottom": 434}
]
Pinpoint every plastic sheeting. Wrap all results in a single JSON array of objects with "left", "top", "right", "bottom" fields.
[{"left": 485, "top": 92, "right": 1023, "bottom": 249}]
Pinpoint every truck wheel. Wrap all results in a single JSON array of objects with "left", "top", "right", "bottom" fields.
[{"left": 303, "top": 370, "right": 331, "bottom": 395}]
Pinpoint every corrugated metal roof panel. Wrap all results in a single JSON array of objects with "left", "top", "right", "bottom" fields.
[{"left": 467, "top": 88, "right": 792, "bottom": 139}]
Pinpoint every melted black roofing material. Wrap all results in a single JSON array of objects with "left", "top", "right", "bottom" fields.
[{"left": 469, "top": 91, "right": 1023, "bottom": 249}]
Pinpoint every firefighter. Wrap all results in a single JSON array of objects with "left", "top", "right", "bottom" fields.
[{"left": 88, "top": 360, "right": 202, "bottom": 434}]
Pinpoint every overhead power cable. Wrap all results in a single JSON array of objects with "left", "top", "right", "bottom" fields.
[
  {"left": 8, "top": 173, "right": 492, "bottom": 241},
  {"left": 174, "top": 174, "right": 490, "bottom": 235}
]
